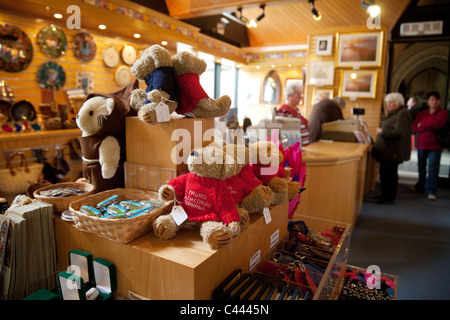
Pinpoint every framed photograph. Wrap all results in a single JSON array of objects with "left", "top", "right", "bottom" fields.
[
  {"left": 312, "top": 89, "right": 333, "bottom": 104},
  {"left": 337, "top": 31, "right": 383, "bottom": 67},
  {"left": 307, "top": 61, "right": 335, "bottom": 86},
  {"left": 340, "top": 70, "right": 377, "bottom": 99},
  {"left": 315, "top": 35, "right": 333, "bottom": 56}
]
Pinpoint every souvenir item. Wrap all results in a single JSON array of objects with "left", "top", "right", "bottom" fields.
[
  {"left": 10, "top": 100, "right": 36, "bottom": 122},
  {"left": 121, "top": 44, "right": 137, "bottom": 65},
  {"left": 102, "top": 46, "right": 119, "bottom": 68},
  {"left": 0, "top": 100, "right": 11, "bottom": 121},
  {"left": 72, "top": 32, "right": 96, "bottom": 62},
  {"left": 36, "top": 61, "right": 66, "bottom": 89},
  {"left": 37, "top": 24, "right": 67, "bottom": 58},
  {"left": 114, "top": 65, "right": 133, "bottom": 87},
  {"left": 0, "top": 80, "right": 15, "bottom": 103},
  {"left": 0, "top": 24, "right": 33, "bottom": 72}
]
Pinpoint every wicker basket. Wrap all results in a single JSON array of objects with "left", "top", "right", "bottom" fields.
[
  {"left": 33, "top": 182, "right": 95, "bottom": 213},
  {"left": 69, "top": 188, "right": 173, "bottom": 243}
]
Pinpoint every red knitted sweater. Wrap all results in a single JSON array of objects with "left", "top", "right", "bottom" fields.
[
  {"left": 168, "top": 173, "right": 240, "bottom": 224},
  {"left": 176, "top": 73, "right": 209, "bottom": 115}
]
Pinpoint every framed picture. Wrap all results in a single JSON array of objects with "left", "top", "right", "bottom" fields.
[
  {"left": 337, "top": 31, "right": 383, "bottom": 67},
  {"left": 340, "top": 70, "right": 377, "bottom": 99},
  {"left": 307, "top": 61, "right": 335, "bottom": 86},
  {"left": 312, "top": 89, "right": 333, "bottom": 104},
  {"left": 315, "top": 35, "right": 333, "bottom": 56}
]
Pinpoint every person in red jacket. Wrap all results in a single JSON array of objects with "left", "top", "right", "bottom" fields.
[{"left": 412, "top": 91, "right": 448, "bottom": 201}]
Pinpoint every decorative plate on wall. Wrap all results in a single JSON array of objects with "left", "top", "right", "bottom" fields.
[
  {"left": 121, "top": 44, "right": 137, "bottom": 65},
  {"left": 36, "top": 61, "right": 66, "bottom": 90},
  {"left": 37, "top": 24, "right": 67, "bottom": 58},
  {"left": 10, "top": 100, "right": 36, "bottom": 122},
  {"left": 72, "top": 32, "right": 97, "bottom": 62},
  {"left": 115, "top": 65, "right": 133, "bottom": 87},
  {"left": 102, "top": 46, "right": 120, "bottom": 68},
  {"left": 0, "top": 24, "right": 34, "bottom": 72}
]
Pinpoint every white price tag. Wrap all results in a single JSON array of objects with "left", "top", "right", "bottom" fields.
[
  {"left": 155, "top": 101, "right": 170, "bottom": 122},
  {"left": 270, "top": 229, "right": 280, "bottom": 249},
  {"left": 249, "top": 250, "right": 261, "bottom": 271},
  {"left": 263, "top": 207, "right": 272, "bottom": 224},
  {"left": 170, "top": 205, "right": 188, "bottom": 226}
]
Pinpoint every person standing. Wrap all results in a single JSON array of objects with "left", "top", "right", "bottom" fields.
[
  {"left": 372, "top": 93, "right": 412, "bottom": 204},
  {"left": 308, "top": 96, "right": 345, "bottom": 143},
  {"left": 412, "top": 91, "right": 448, "bottom": 201},
  {"left": 277, "top": 83, "right": 310, "bottom": 146},
  {"left": 407, "top": 96, "right": 420, "bottom": 121}
]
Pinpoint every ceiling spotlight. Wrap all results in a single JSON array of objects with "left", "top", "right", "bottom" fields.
[
  {"left": 309, "top": 0, "right": 322, "bottom": 21},
  {"left": 98, "top": 24, "right": 106, "bottom": 30},
  {"left": 53, "top": 13, "right": 63, "bottom": 19},
  {"left": 256, "top": 4, "right": 265, "bottom": 22},
  {"left": 361, "top": 0, "right": 380, "bottom": 17}
]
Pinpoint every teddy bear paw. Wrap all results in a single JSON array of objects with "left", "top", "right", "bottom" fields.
[
  {"left": 130, "top": 89, "right": 147, "bottom": 111},
  {"left": 208, "top": 230, "right": 232, "bottom": 248},
  {"left": 158, "top": 185, "right": 174, "bottom": 201},
  {"left": 138, "top": 104, "right": 157, "bottom": 125},
  {"left": 153, "top": 215, "right": 179, "bottom": 240}
]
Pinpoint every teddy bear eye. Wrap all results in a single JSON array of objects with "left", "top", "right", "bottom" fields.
[{"left": 89, "top": 111, "right": 94, "bottom": 116}]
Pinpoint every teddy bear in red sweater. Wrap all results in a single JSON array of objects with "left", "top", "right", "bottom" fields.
[{"left": 155, "top": 145, "right": 244, "bottom": 248}]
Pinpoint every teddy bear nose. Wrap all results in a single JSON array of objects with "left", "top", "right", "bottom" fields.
[{"left": 190, "top": 150, "right": 199, "bottom": 157}]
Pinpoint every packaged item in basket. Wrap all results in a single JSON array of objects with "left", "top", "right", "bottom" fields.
[
  {"left": 95, "top": 195, "right": 119, "bottom": 209},
  {"left": 119, "top": 200, "right": 143, "bottom": 211},
  {"left": 127, "top": 205, "right": 152, "bottom": 218},
  {"left": 102, "top": 212, "right": 126, "bottom": 219},
  {"left": 140, "top": 200, "right": 163, "bottom": 209},
  {"left": 80, "top": 205, "right": 101, "bottom": 216},
  {"left": 106, "top": 204, "right": 127, "bottom": 215}
]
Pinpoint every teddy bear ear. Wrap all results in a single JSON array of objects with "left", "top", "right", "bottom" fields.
[{"left": 106, "top": 98, "right": 115, "bottom": 114}]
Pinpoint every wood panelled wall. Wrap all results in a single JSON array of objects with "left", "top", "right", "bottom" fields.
[{"left": 0, "top": 12, "right": 148, "bottom": 109}]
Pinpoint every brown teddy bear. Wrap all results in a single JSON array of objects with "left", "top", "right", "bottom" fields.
[
  {"left": 210, "top": 140, "right": 273, "bottom": 216},
  {"left": 248, "top": 141, "right": 301, "bottom": 205},
  {"left": 154, "top": 145, "right": 243, "bottom": 248},
  {"left": 129, "top": 44, "right": 178, "bottom": 124},
  {"left": 172, "top": 51, "right": 231, "bottom": 118}
]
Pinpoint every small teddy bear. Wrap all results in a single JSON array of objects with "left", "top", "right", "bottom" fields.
[
  {"left": 76, "top": 80, "right": 138, "bottom": 192},
  {"left": 209, "top": 140, "right": 273, "bottom": 215},
  {"left": 154, "top": 145, "right": 243, "bottom": 248},
  {"left": 248, "top": 141, "right": 300, "bottom": 206},
  {"left": 172, "top": 51, "right": 231, "bottom": 118},
  {"left": 129, "top": 44, "right": 179, "bottom": 124}
]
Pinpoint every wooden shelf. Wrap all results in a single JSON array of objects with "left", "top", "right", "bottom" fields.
[{"left": 54, "top": 202, "right": 289, "bottom": 300}]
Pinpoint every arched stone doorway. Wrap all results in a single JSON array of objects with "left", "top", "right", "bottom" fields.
[{"left": 390, "top": 42, "right": 448, "bottom": 106}]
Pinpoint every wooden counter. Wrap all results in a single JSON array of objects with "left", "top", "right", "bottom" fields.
[{"left": 295, "top": 140, "right": 370, "bottom": 226}]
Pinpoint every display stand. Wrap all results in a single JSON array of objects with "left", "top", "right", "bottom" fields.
[
  {"left": 54, "top": 202, "right": 288, "bottom": 300},
  {"left": 53, "top": 117, "right": 289, "bottom": 300}
]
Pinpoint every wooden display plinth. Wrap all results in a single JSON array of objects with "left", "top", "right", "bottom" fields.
[
  {"left": 54, "top": 202, "right": 288, "bottom": 300},
  {"left": 125, "top": 117, "right": 214, "bottom": 176}
]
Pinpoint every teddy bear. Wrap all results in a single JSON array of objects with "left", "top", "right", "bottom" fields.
[
  {"left": 154, "top": 145, "right": 246, "bottom": 248},
  {"left": 129, "top": 45, "right": 232, "bottom": 124},
  {"left": 129, "top": 44, "right": 179, "bottom": 124},
  {"left": 76, "top": 79, "right": 139, "bottom": 192},
  {"left": 209, "top": 140, "right": 273, "bottom": 216},
  {"left": 247, "top": 141, "right": 301, "bottom": 205},
  {"left": 171, "top": 51, "right": 231, "bottom": 118}
]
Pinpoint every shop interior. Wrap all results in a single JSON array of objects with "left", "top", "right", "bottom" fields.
[{"left": 0, "top": 0, "right": 449, "bottom": 302}]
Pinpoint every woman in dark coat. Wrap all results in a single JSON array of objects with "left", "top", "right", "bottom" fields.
[{"left": 372, "top": 93, "right": 412, "bottom": 204}]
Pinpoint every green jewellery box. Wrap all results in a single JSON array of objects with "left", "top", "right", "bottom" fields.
[{"left": 57, "top": 250, "right": 116, "bottom": 300}]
